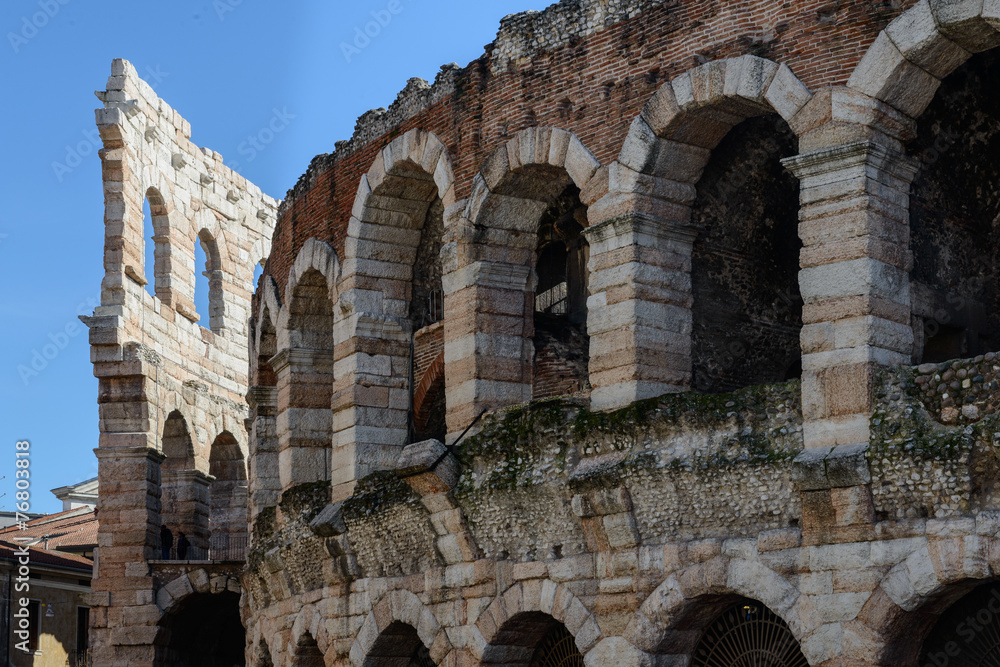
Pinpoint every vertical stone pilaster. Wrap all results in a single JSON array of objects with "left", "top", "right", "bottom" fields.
[
  {"left": 783, "top": 141, "right": 918, "bottom": 448},
  {"left": 584, "top": 162, "right": 700, "bottom": 409},
  {"left": 442, "top": 259, "right": 534, "bottom": 442},
  {"left": 273, "top": 348, "right": 334, "bottom": 492},
  {"left": 247, "top": 386, "right": 279, "bottom": 522},
  {"left": 330, "top": 315, "right": 411, "bottom": 500}
]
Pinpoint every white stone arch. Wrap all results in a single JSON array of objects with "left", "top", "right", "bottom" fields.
[
  {"left": 290, "top": 603, "right": 330, "bottom": 661},
  {"left": 332, "top": 129, "right": 455, "bottom": 496},
  {"left": 276, "top": 238, "right": 340, "bottom": 351},
  {"left": 625, "top": 556, "right": 822, "bottom": 664},
  {"left": 273, "top": 238, "right": 340, "bottom": 492},
  {"left": 857, "top": 534, "right": 1000, "bottom": 664},
  {"left": 349, "top": 588, "right": 451, "bottom": 667},
  {"left": 584, "top": 55, "right": 813, "bottom": 410},
  {"left": 846, "top": 0, "right": 999, "bottom": 121},
  {"left": 471, "top": 579, "right": 603, "bottom": 664}
]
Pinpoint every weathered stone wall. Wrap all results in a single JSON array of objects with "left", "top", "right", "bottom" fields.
[{"left": 84, "top": 59, "right": 277, "bottom": 666}]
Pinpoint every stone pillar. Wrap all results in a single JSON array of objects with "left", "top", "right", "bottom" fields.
[
  {"left": 91, "top": 445, "right": 164, "bottom": 667},
  {"left": 273, "top": 348, "right": 334, "bottom": 492},
  {"left": 783, "top": 141, "right": 918, "bottom": 449},
  {"left": 585, "top": 181, "right": 697, "bottom": 409},
  {"left": 330, "top": 314, "right": 410, "bottom": 500},
  {"left": 247, "top": 385, "right": 279, "bottom": 523},
  {"left": 442, "top": 258, "right": 534, "bottom": 441}
]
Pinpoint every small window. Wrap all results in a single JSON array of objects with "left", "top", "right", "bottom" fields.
[
  {"left": 253, "top": 264, "right": 264, "bottom": 291},
  {"left": 143, "top": 199, "right": 156, "bottom": 298},
  {"left": 27, "top": 600, "right": 40, "bottom": 652},
  {"left": 195, "top": 238, "right": 211, "bottom": 321}
]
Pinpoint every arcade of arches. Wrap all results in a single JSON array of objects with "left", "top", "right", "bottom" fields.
[{"left": 84, "top": 0, "right": 1000, "bottom": 666}]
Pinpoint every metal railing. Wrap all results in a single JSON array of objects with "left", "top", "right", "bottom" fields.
[
  {"left": 72, "top": 649, "right": 92, "bottom": 667},
  {"left": 156, "top": 534, "right": 247, "bottom": 562}
]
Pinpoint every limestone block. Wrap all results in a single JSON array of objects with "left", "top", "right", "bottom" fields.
[
  {"left": 765, "top": 64, "right": 812, "bottom": 121},
  {"left": 887, "top": 0, "right": 971, "bottom": 77},
  {"left": 724, "top": 55, "right": 780, "bottom": 106},
  {"left": 309, "top": 502, "right": 347, "bottom": 537},
  {"left": 930, "top": 0, "right": 1000, "bottom": 52},
  {"left": 848, "top": 32, "right": 941, "bottom": 118}
]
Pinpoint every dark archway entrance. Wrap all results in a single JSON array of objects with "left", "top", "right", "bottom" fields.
[
  {"left": 691, "top": 598, "right": 807, "bottom": 667},
  {"left": 484, "top": 612, "right": 582, "bottom": 666},
  {"left": 157, "top": 591, "right": 244, "bottom": 667},
  {"left": 365, "top": 621, "right": 434, "bottom": 667},
  {"left": 920, "top": 582, "right": 1000, "bottom": 666}
]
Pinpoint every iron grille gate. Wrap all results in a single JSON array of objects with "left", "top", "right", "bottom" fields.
[
  {"left": 692, "top": 600, "right": 809, "bottom": 667},
  {"left": 530, "top": 625, "right": 584, "bottom": 667}
]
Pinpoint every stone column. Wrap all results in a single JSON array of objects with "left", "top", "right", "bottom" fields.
[
  {"left": 585, "top": 169, "right": 698, "bottom": 410},
  {"left": 783, "top": 141, "right": 918, "bottom": 449},
  {"left": 90, "top": 445, "right": 164, "bottom": 667},
  {"left": 273, "top": 348, "right": 334, "bottom": 492},
  {"left": 330, "top": 314, "right": 410, "bottom": 500},
  {"left": 442, "top": 257, "right": 534, "bottom": 441},
  {"left": 247, "top": 385, "right": 279, "bottom": 523}
]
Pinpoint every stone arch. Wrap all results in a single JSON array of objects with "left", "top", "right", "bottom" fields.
[
  {"left": 446, "top": 128, "right": 602, "bottom": 439},
  {"left": 587, "top": 55, "right": 812, "bottom": 409},
  {"left": 413, "top": 350, "right": 445, "bottom": 441},
  {"left": 332, "top": 128, "right": 455, "bottom": 499},
  {"left": 254, "top": 275, "right": 282, "bottom": 387},
  {"left": 153, "top": 572, "right": 244, "bottom": 665},
  {"left": 193, "top": 224, "right": 226, "bottom": 331},
  {"left": 350, "top": 589, "right": 450, "bottom": 667},
  {"left": 472, "top": 579, "right": 602, "bottom": 663},
  {"left": 274, "top": 239, "right": 339, "bottom": 492},
  {"left": 159, "top": 410, "right": 210, "bottom": 557},
  {"left": 857, "top": 535, "right": 999, "bottom": 665},
  {"left": 291, "top": 605, "right": 328, "bottom": 667},
  {"left": 625, "top": 557, "right": 821, "bottom": 663},
  {"left": 140, "top": 184, "right": 173, "bottom": 300},
  {"left": 208, "top": 430, "right": 248, "bottom": 557}
]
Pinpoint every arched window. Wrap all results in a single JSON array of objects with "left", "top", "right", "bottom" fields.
[
  {"left": 142, "top": 187, "right": 169, "bottom": 299},
  {"left": 195, "top": 229, "right": 224, "bottom": 331}
]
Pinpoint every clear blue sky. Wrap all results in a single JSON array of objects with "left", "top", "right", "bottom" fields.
[{"left": 0, "top": 0, "right": 551, "bottom": 514}]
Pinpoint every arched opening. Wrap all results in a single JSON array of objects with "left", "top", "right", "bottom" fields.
[
  {"left": 255, "top": 638, "right": 274, "bottom": 667},
  {"left": 292, "top": 633, "right": 324, "bottom": 667},
  {"left": 278, "top": 266, "right": 335, "bottom": 489},
  {"left": 916, "top": 582, "right": 1000, "bottom": 665},
  {"left": 253, "top": 263, "right": 265, "bottom": 291},
  {"left": 483, "top": 612, "right": 582, "bottom": 666},
  {"left": 690, "top": 598, "right": 807, "bottom": 667},
  {"left": 249, "top": 304, "right": 280, "bottom": 517},
  {"left": 143, "top": 187, "right": 169, "bottom": 300},
  {"left": 690, "top": 114, "right": 802, "bottom": 393},
  {"left": 471, "top": 158, "right": 593, "bottom": 404},
  {"left": 409, "top": 196, "right": 446, "bottom": 444},
  {"left": 909, "top": 50, "right": 1000, "bottom": 364},
  {"left": 195, "top": 230, "right": 224, "bottom": 331},
  {"left": 365, "top": 621, "right": 434, "bottom": 667},
  {"left": 533, "top": 183, "right": 590, "bottom": 400},
  {"left": 208, "top": 432, "right": 247, "bottom": 560},
  {"left": 156, "top": 591, "right": 244, "bottom": 667},
  {"left": 159, "top": 411, "right": 209, "bottom": 559}
]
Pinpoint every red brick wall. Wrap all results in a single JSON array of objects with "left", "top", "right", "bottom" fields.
[{"left": 257, "top": 0, "right": 915, "bottom": 303}]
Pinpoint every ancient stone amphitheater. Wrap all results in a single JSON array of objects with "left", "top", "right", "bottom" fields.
[{"left": 83, "top": 0, "right": 1000, "bottom": 665}]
